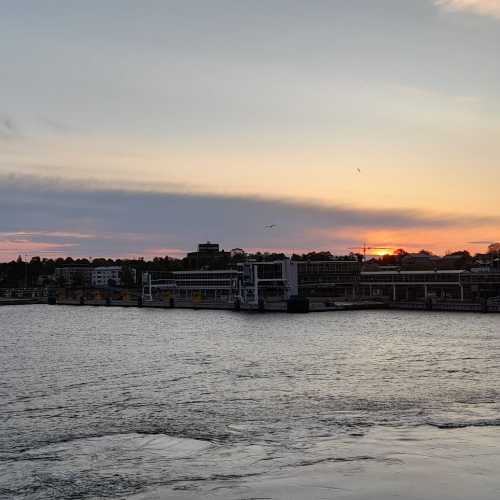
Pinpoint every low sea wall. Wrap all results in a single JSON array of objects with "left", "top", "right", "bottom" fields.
[
  {"left": 389, "top": 301, "right": 500, "bottom": 313},
  {"left": 50, "top": 298, "right": 500, "bottom": 313},
  {"left": 0, "top": 298, "right": 45, "bottom": 306},
  {"left": 4, "top": 294, "right": 499, "bottom": 313}
]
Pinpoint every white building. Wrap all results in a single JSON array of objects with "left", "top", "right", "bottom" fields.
[
  {"left": 238, "top": 260, "right": 298, "bottom": 305},
  {"left": 142, "top": 270, "right": 240, "bottom": 302},
  {"left": 92, "top": 266, "right": 122, "bottom": 288}
]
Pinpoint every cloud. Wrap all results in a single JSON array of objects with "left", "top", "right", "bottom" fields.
[
  {"left": 38, "top": 116, "right": 74, "bottom": 133},
  {"left": 0, "top": 238, "right": 77, "bottom": 255},
  {"left": 0, "top": 114, "right": 21, "bottom": 141},
  {"left": 467, "top": 240, "right": 496, "bottom": 244},
  {"left": 436, "top": 0, "right": 500, "bottom": 19},
  {"left": 0, "top": 230, "right": 96, "bottom": 239},
  {"left": 0, "top": 174, "right": 498, "bottom": 261}
]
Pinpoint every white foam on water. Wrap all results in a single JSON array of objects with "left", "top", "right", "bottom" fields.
[
  {"left": 39, "top": 432, "right": 212, "bottom": 461},
  {"left": 119, "top": 433, "right": 212, "bottom": 457}
]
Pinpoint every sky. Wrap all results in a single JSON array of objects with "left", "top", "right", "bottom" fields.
[{"left": 1, "top": 0, "right": 500, "bottom": 260}]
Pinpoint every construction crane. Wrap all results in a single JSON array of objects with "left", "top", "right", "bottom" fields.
[{"left": 348, "top": 244, "right": 392, "bottom": 261}]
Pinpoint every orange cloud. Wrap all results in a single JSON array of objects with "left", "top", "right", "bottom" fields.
[
  {"left": 437, "top": 0, "right": 500, "bottom": 19},
  {"left": 0, "top": 238, "right": 78, "bottom": 261}
]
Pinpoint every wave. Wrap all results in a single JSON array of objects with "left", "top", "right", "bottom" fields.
[
  {"left": 8, "top": 430, "right": 215, "bottom": 460},
  {"left": 292, "top": 455, "right": 397, "bottom": 468},
  {"left": 427, "top": 418, "right": 500, "bottom": 429}
]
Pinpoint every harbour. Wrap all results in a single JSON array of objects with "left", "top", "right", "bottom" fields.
[
  {"left": 3, "top": 2, "right": 500, "bottom": 498},
  {"left": 3, "top": 242, "right": 500, "bottom": 314}
]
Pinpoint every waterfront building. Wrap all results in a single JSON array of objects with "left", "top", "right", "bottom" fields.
[
  {"left": 141, "top": 272, "right": 175, "bottom": 301},
  {"left": 296, "top": 260, "right": 361, "bottom": 299},
  {"left": 400, "top": 252, "right": 441, "bottom": 271},
  {"left": 238, "top": 260, "right": 298, "bottom": 305},
  {"left": 360, "top": 269, "right": 500, "bottom": 303},
  {"left": 172, "top": 270, "right": 240, "bottom": 302},
  {"left": 237, "top": 258, "right": 362, "bottom": 305},
  {"left": 55, "top": 265, "right": 136, "bottom": 289},
  {"left": 54, "top": 266, "right": 93, "bottom": 287},
  {"left": 185, "top": 242, "right": 231, "bottom": 269},
  {"left": 142, "top": 270, "right": 240, "bottom": 303},
  {"left": 91, "top": 266, "right": 122, "bottom": 288},
  {"left": 36, "top": 274, "right": 55, "bottom": 286}
]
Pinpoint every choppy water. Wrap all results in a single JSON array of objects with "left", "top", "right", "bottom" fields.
[{"left": 1, "top": 305, "right": 500, "bottom": 499}]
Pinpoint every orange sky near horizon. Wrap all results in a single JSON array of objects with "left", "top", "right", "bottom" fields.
[{"left": 1, "top": 1, "right": 500, "bottom": 260}]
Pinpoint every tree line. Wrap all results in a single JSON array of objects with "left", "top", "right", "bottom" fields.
[{"left": 1, "top": 244, "right": 498, "bottom": 288}]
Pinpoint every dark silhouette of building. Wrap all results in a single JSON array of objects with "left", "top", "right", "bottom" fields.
[{"left": 185, "top": 242, "right": 230, "bottom": 269}]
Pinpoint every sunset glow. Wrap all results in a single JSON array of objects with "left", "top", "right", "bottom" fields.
[
  {"left": 3, "top": 5, "right": 500, "bottom": 500},
  {"left": 371, "top": 248, "right": 395, "bottom": 257},
  {"left": 1, "top": 1, "right": 499, "bottom": 260}
]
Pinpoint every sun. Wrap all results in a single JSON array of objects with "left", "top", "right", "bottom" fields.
[{"left": 372, "top": 248, "right": 394, "bottom": 257}]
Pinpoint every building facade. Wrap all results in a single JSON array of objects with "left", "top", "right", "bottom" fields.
[
  {"left": 54, "top": 266, "right": 93, "bottom": 287},
  {"left": 296, "top": 260, "right": 361, "bottom": 299},
  {"left": 142, "top": 270, "right": 240, "bottom": 303},
  {"left": 238, "top": 260, "right": 298, "bottom": 305},
  {"left": 91, "top": 266, "right": 122, "bottom": 288},
  {"left": 55, "top": 265, "right": 136, "bottom": 288},
  {"left": 360, "top": 270, "right": 500, "bottom": 303},
  {"left": 185, "top": 242, "right": 231, "bottom": 269},
  {"left": 172, "top": 270, "right": 240, "bottom": 302},
  {"left": 143, "top": 258, "right": 363, "bottom": 305}
]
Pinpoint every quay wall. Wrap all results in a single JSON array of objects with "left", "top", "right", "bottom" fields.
[
  {"left": 0, "top": 298, "right": 45, "bottom": 306},
  {"left": 389, "top": 301, "right": 500, "bottom": 313},
  {"left": 52, "top": 297, "right": 385, "bottom": 312},
  {"left": 2, "top": 286, "right": 498, "bottom": 313},
  {"left": 50, "top": 298, "right": 499, "bottom": 313}
]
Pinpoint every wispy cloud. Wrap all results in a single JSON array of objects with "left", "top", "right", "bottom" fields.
[
  {"left": 0, "top": 238, "right": 78, "bottom": 255},
  {"left": 0, "top": 231, "right": 96, "bottom": 240},
  {"left": 0, "top": 114, "right": 21, "bottom": 141},
  {"left": 37, "top": 116, "right": 74, "bottom": 134},
  {"left": 436, "top": 0, "right": 500, "bottom": 19}
]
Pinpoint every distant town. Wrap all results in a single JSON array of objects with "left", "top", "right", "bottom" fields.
[{"left": 1, "top": 241, "right": 500, "bottom": 312}]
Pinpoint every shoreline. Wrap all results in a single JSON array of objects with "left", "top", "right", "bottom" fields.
[{"left": 4, "top": 298, "right": 499, "bottom": 313}]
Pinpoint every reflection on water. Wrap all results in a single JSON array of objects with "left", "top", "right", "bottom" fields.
[{"left": 1, "top": 305, "right": 500, "bottom": 499}]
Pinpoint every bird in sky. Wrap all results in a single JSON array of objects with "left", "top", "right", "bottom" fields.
[
  {"left": 265, "top": 224, "right": 277, "bottom": 229},
  {"left": 356, "top": 168, "right": 361, "bottom": 173}
]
